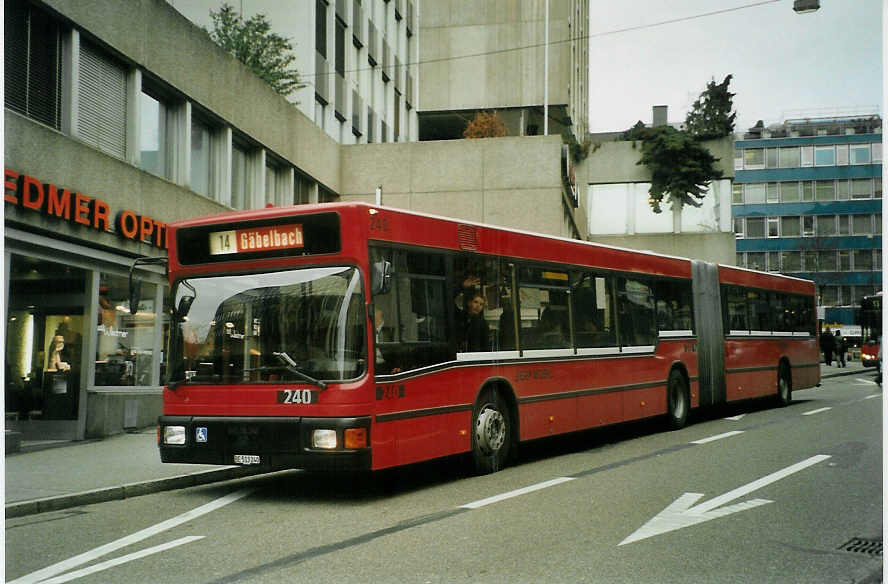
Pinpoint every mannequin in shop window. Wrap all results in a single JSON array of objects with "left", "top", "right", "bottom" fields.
[{"left": 46, "top": 335, "right": 71, "bottom": 372}]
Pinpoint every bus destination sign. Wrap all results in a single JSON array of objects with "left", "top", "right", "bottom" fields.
[{"left": 209, "top": 224, "right": 304, "bottom": 255}]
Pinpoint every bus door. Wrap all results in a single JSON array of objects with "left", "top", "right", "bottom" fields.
[{"left": 691, "top": 260, "right": 726, "bottom": 406}]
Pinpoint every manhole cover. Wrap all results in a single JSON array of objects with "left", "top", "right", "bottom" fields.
[{"left": 838, "top": 537, "right": 883, "bottom": 557}]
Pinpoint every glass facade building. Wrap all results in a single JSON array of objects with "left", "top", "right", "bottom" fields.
[{"left": 733, "top": 116, "right": 882, "bottom": 327}]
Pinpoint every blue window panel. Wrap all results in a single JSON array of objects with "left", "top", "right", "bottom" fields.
[
  {"left": 735, "top": 165, "right": 880, "bottom": 183},
  {"left": 736, "top": 236, "right": 881, "bottom": 252},
  {"left": 733, "top": 200, "right": 882, "bottom": 216},
  {"left": 736, "top": 135, "right": 881, "bottom": 149}
]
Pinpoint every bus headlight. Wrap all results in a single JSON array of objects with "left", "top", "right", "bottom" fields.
[
  {"left": 163, "top": 425, "right": 186, "bottom": 445},
  {"left": 312, "top": 429, "right": 338, "bottom": 449}
]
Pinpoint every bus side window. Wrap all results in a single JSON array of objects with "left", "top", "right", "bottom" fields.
[
  {"left": 572, "top": 273, "right": 615, "bottom": 348},
  {"left": 616, "top": 277, "right": 656, "bottom": 347},
  {"left": 724, "top": 286, "right": 749, "bottom": 333},
  {"left": 747, "top": 289, "right": 771, "bottom": 333},
  {"left": 653, "top": 279, "right": 694, "bottom": 334}
]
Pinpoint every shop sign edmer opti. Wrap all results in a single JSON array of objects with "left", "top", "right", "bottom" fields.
[{"left": 4, "top": 168, "right": 168, "bottom": 250}]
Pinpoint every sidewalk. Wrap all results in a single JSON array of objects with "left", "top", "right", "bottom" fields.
[{"left": 4, "top": 362, "right": 877, "bottom": 518}]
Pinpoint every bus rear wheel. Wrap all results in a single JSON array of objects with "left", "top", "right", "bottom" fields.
[
  {"left": 777, "top": 364, "right": 792, "bottom": 406},
  {"left": 471, "top": 389, "right": 512, "bottom": 474},
  {"left": 666, "top": 370, "right": 689, "bottom": 430}
]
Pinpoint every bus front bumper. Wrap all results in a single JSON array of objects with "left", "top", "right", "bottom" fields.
[{"left": 157, "top": 415, "right": 372, "bottom": 472}]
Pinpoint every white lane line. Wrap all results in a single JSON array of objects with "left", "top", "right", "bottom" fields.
[
  {"left": 38, "top": 536, "right": 204, "bottom": 584},
  {"left": 723, "top": 414, "right": 746, "bottom": 421},
  {"left": 461, "top": 477, "right": 575, "bottom": 509},
  {"left": 802, "top": 407, "right": 833, "bottom": 416},
  {"left": 855, "top": 378, "right": 879, "bottom": 386},
  {"left": 864, "top": 394, "right": 881, "bottom": 400},
  {"left": 9, "top": 488, "right": 254, "bottom": 584},
  {"left": 690, "top": 430, "right": 745, "bottom": 445}
]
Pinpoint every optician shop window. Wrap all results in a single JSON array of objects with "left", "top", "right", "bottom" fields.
[
  {"left": 5, "top": 256, "right": 88, "bottom": 421},
  {"left": 95, "top": 273, "right": 162, "bottom": 387}
]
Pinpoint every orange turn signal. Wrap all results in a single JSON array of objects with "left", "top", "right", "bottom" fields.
[{"left": 344, "top": 427, "right": 367, "bottom": 449}]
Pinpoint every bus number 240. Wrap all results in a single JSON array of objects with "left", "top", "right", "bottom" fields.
[{"left": 277, "top": 389, "right": 317, "bottom": 404}]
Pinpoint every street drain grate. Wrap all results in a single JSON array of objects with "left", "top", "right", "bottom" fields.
[{"left": 838, "top": 537, "right": 882, "bottom": 557}]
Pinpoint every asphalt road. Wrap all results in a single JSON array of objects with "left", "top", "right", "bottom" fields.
[{"left": 6, "top": 375, "right": 883, "bottom": 584}]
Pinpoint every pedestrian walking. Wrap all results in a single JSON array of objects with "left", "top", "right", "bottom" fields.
[
  {"left": 834, "top": 330, "right": 846, "bottom": 368},
  {"left": 821, "top": 327, "right": 835, "bottom": 366}
]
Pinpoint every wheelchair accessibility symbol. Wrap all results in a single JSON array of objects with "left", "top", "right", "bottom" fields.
[{"left": 196, "top": 427, "right": 208, "bottom": 443}]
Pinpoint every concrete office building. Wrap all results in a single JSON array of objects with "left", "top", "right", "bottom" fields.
[
  {"left": 169, "top": 0, "right": 420, "bottom": 145},
  {"left": 733, "top": 115, "right": 883, "bottom": 327},
  {"left": 418, "top": 0, "right": 589, "bottom": 143},
  {"left": 5, "top": 0, "right": 586, "bottom": 440}
]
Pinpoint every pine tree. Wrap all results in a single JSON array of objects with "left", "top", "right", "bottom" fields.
[
  {"left": 684, "top": 75, "right": 736, "bottom": 140},
  {"left": 208, "top": 4, "right": 304, "bottom": 97}
]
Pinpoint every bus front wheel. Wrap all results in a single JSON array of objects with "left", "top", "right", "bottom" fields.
[
  {"left": 666, "top": 370, "right": 689, "bottom": 430},
  {"left": 472, "top": 389, "right": 511, "bottom": 474}
]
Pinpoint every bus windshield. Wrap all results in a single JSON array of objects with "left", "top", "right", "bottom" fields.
[{"left": 168, "top": 266, "right": 366, "bottom": 386}]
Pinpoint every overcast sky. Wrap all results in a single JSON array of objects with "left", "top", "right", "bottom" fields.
[{"left": 587, "top": 0, "right": 883, "bottom": 133}]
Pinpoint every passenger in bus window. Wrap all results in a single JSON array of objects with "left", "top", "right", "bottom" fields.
[
  {"left": 457, "top": 292, "right": 490, "bottom": 352},
  {"left": 374, "top": 307, "right": 400, "bottom": 374}
]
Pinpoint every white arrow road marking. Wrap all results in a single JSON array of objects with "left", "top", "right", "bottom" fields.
[
  {"left": 802, "top": 407, "right": 833, "bottom": 416},
  {"left": 37, "top": 536, "right": 204, "bottom": 584},
  {"left": 619, "top": 455, "right": 831, "bottom": 546},
  {"left": 9, "top": 488, "right": 254, "bottom": 584},
  {"left": 864, "top": 393, "right": 881, "bottom": 400},
  {"left": 690, "top": 430, "right": 744, "bottom": 444},
  {"left": 723, "top": 414, "right": 746, "bottom": 421}
]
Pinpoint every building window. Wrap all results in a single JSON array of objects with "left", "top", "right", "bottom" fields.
[
  {"left": 765, "top": 148, "right": 778, "bottom": 169},
  {"left": 5, "top": 0, "right": 62, "bottom": 130},
  {"left": 767, "top": 251, "right": 780, "bottom": 272},
  {"left": 852, "top": 214, "right": 873, "bottom": 235},
  {"left": 96, "top": 273, "right": 159, "bottom": 387},
  {"left": 801, "top": 182, "right": 815, "bottom": 201},
  {"left": 875, "top": 178, "right": 882, "bottom": 199},
  {"left": 744, "top": 148, "right": 764, "bottom": 169},
  {"left": 819, "top": 251, "right": 837, "bottom": 272},
  {"left": 139, "top": 89, "right": 169, "bottom": 179},
  {"left": 78, "top": 40, "right": 128, "bottom": 159},
  {"left": 815, "top": 180, "right": 835, "bottom": 201},
  {"left": 190, "top": 116, "right": 213, "bottom": 197},
  {"left": 803, "top": 216, "right": 815, "bottom": 237},
  {"left": 850, "top": 178, "right": 873, "bottom": 199},
  {"left": 733, "top": 217, "right": 744, "bottom": 239},
  {"left": 744, "top": 183, "right": 766, "bottom": 204},
  {"left": 781, "top": 251, "right": 801, "bottom": 272},
  {"left": 766, "top": 183, "right": 779, "bottom": 203},
  {"left": 747, "top": 252, "right": 765, "bottom": 271},
  {"left": 736, "top": 253, "right": 745, "bottom": 267},
  {"left": 294, "top": 172, "right": 312, "bottom": 204},
  {"left": 316, "top": 0, "right": 327, "bottom": 57},
  {"left": 838, "top": 215, "right": 850, "bottom": 235},
  {"left": 800, "top": 146, "right": 813, "bottom": 167},
  {"left": 876, "top": 214, "right": 882, "bottom": 234},
  {"left": 814, "top": 145, "right": 835, "bottom": 166},
  {"left": 850, "top": 144, "right": 871, "bottom": 165},
  {"left": 839, "top": 250, "right": 852, "bottom": 271},
  {"left": 853, "top": 250, "right": 874, "bottom": 272},
  {"left": 781, "top": 216, "right": 801, "bottom": 237},
  {"left": 230, "top": 140, "right": 249, "bottom": 209},
  {"left": 816, "top": 215, "right": 836, "bottom": 237},
  {"left": 780, "top": 182, "right": 800, "bottom": 202},
  {"left": 767, "top": 217, "right": 779, "bottom": 237},
  {"left": 821, "top": 286, "right": 838, "bottom": 306},
  {"left": 734, "top": 149, "right": 743, "bottom": 170},
  {"left": 837, "top": 180, "right": 850, "bottom": 200},
  {"left": 778, "top": 147, "right": 799, "bottom": 168},
  {"left": 732, "top": 183, "right": 744, "bottom": 204},
  {"left": 803, "top": 251, "right": 818, "bottom": 272},
  {"left": 745, "top": 217, "right": 765, "bottom": 238},
  {"left": 836, "top": 144, "right": 849, "bottom": 165},
  {"left": 873, "top": 142, "right": 882, "bottom": 162}
]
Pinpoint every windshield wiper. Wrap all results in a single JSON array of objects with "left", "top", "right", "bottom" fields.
[{"left": 272, "top": 352, "right": 328, "bottom": 389}]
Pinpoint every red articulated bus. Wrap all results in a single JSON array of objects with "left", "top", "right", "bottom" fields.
[
  {"left": 859, "top": 292, "right": 882, "bottom": 368},
  {"left": 143, "top": 203, "right": 820, "bottom": 474}
]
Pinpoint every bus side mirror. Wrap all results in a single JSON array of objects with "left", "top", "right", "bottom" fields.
[{"left": 372, "top": 261, "right": 393, "bottom": 295}]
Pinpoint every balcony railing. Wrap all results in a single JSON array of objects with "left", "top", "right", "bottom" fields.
[{"left": 315, "top": 52, "right": 329, "bottom": 104}]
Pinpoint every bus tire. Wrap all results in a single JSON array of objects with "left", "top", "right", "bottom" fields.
[
  {"left": 471, "top": 389, "right": 512, "bottom": 475},
  {"left": 777, "top": 363, "right": 792, "bottom": 407},
  {"left": 666, "top": 369, "right": 689, "bottom": 430}
]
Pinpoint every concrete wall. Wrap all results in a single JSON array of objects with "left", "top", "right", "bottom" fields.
[
  {"left": 85, "top": 392, "right": 163, "bottom": 438},
  {"left": 339, "top": 134, "right": 579, "bottom": 237},
  {"left": 43, "top": 0, "right": 341, "bottom": 192},
  {"left": 419, "top": 0, "right": 571, "bottom": 113},
  {"left": 578, "top": 135, "right": 737, "bottom": 264}
]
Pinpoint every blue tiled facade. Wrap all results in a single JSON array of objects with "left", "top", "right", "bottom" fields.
[{"left": 733, "top": 117, "right": 882, "bottom": 324}]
